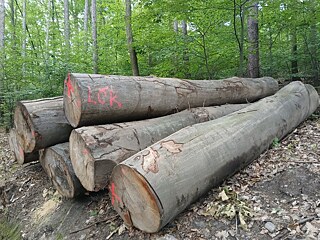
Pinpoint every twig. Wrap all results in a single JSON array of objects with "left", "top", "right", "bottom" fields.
[
  {"left": 69, "top": 215, "right": 118, "bottom": 234},
  {"left": 106, "top": 226, "right": 120, "bottom": 240}
]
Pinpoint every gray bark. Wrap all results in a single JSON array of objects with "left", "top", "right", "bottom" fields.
[
  {"left": 69, "top": 104, "right": 249, "bottom": 191},
  {"left": 14, "top": 97, "right": 73, "bottom": 152},
  {"left": 111, "top": 82, "right": 319, "bottom": 233},
  {"left": 291, "top": 28, "right": 299, "bottom": 81},
  {"left": 40, "top": 143, "right": 85, "bottom": 198},
  {"left": 22, "top": 0, "right": 26, "bottom": 76},
  {"left": 63, "top": 73, "right": 278, "bottom": 127},
  {"left": 9, "top": 129, "right": 39, "bottom": 165},
  {"left": 0, "top": 0, "right": 4, "bottom": 50},
  {"left": 84, "top": 0, "right": 89, "bottom": 32},
  {"left": 64, "top": 0, "right": 70, "bottom": 49},
  {"left": 91, "top": 0, "right": 98, "bottom": 73},
  {"left": 125, "top": 0, "right": 139, "bottom": 76},
  {"left": 247, "top": 2, "right": 259, "bottom": 78}
]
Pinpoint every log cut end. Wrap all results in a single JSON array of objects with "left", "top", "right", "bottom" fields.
[
  {"left": 69, "top": 130, "right": 111, "bottom": 192},
  {"left": 13, "top": 103, "right": 36, "bottom": 152},
  {"left": 64, "top": 73, "right": 82, "bottom": 127},
  {"left": 8, "top": 129, "right": 39, "bottom": 164},
  {"left": 40, "top": 143, "right": 85, "bottom": 198},
  {"left": 110, "top": 165, "right": 162, "bottom": 233},
  {"left": 305, "top": 84, "right": 320, "bottom": 116}
]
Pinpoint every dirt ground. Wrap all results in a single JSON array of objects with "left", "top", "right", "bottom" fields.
[{"left": 0, "top": 110, "right": 320, "bottom": 240}]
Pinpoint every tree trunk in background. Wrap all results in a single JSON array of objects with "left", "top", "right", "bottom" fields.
[
  {"left": 63, "top": 73, "right": 278, "bottom": 127},
  {"left": 0, "top": 0, "right": 5, "bottom": 105},
  {"left": 22, "top": 0, "right": 26, "bottom": 77},
  {"left": 233, "top": 0, "right": 245, "bottom": 77},
  {"left": 64, "top": 0, "right": 70, "bottom": 50},
  {"left": 125, "top": 0, "right": 139, "bottom": 76},
  {"left": 110, "top": 82, "right": 319, "bottom": 233},
  {"left": 291, "top": 28, "right": 299, "bottom": 81},
  {"left": 91, "top": 0, "right": 98, "bottom": 73},
  {"left": 181, "top": 20, "right": 190, "bottom": 79},
  {"left": 247, "top": 1, "right": 259, "bottom": 78},
  {"left": 84, "top": 0, "right": 89, "bottom": 32},
  {"left": 309, "top": 0, "right": 319, "bottom": 85},
  {"left": 40, "top": 142, "right": 85, "bottom": 198},
  {"left": 69, "top": 104, "right": 249, "bottom": 191}
]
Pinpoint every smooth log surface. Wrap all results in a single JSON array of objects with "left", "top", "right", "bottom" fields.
[
  {"left": 14, "top": 97, "right": 73, "bottom": 153},
  {"left": 70, "top": 104, "right": 249, "bottom": 191},
  {"left": 39, "top": 143, "right": 85, "bottom": 198},
  {"left": 110, "top": 82, "right": 319, "bottom": 233},
  {"left": 8, "top": 129, "right": 39, "bottom": 164},
  {"left": 63, "top": 73, "right": 278, "bottom": 127}
]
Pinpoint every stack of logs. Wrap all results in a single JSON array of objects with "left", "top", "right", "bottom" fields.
[{"left": 9, "top": 73, "right": 319, "bottom": 233}]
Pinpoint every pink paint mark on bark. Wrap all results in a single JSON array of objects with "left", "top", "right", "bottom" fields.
[
  {"left": 110, "top": 182, "right": 122, "bottom": 205},
  {"left": 64, "top": 73, "right": 74, "bottom": 98},
  {"left": 83, "top": 149, "right": 89, "bottom": 155},
  {"left": 19, "top": 147, "right": 24, "bottom": 157},
  {"left": 109, "top": 90, "right": 123, "bottom": 108},
  {"left": 87, "top": 86, "right": 97, "bottom": 105},
  {"left": 97, "top": 87, "right": 109, "bottom": 105}
]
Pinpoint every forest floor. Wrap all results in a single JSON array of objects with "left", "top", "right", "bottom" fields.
[{"left": 0, "top": 108, "right": 320, "bottom": 240}]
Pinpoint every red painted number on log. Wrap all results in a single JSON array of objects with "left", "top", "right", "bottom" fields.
[
  {"left": 19, "top": 147, "right": 23, "bottom": 157},
  {"left": 64, "top": 73, "right": 74, "bottom": 98},
  {"left": 110, "top": 182, "right": 121, "bottom": 205},
  {"left": 87, "top": 86, "right": 122, "bottom": 109},
  {"left": 83, "top": 149, "right": 89, "bottom": 155}
]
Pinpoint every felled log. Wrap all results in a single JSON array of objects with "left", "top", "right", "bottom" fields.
[
  {"left": 63, "top": 73, "right": 278, "bottom": 127},
  {"left": 70, "top": 104, "right": 249, "bottom": 191},
  {"left": 8, "top": 129, "right": 39, "bottom": 164},
  {"left": 14, "top": 97, "right": 73, "bottom": 153},
  {"left": 39, "top": 143, "right": 85, "bottom": 198},
  {"left": 110, "top": 82, "right": 319, "bottom": 233}
]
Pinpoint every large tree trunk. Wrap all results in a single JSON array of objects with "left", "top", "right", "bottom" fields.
[
  {"left": 40, "top": 143, "right": 85, "bottom": 198},
  {"left": 14, "top": 97, "right": 73, "bottom": 153},
  {"left": 247, "top": 1, "right": 259, "bottom": 78},
  {"left": 70, "top": 104, "right": 249, "bottom": 191},
  {"left": 125, "top": 0, "right": 139, "bottom": 76},
  {"left": 63, "top": 73, "right": 278, "bottom": 127},
  {"left": 9, "top": 129, "right": 39, "bottom": 164},
  {"left": 110, "top": 82, "right": 319, "bottom": 233}
]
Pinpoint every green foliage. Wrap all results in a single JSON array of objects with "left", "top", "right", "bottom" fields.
[
  {"left": 272, "top": 137, "right": 280, "bottom": 148},
  {"left": 0, "top": 0, "right": 319, "bottom": 127},
  {"left": 0, "top": 217, "right": 21, "bottom": 240}
]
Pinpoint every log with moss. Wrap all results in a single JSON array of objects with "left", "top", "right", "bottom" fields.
[
  {"left": 63, "top": 73, "right": 278, "bottom": 127},
  {"left": 110, "top": 82, "right": 319, "bottom": 233},
  {"left": 69, "top": 104, "right": 249, "bottom": 191},
  {"left": 14, "top": 97, "right": 73, "bottom": 153},
  {"left": 39, "top": 143, "right": 85, "bottom": 198}
]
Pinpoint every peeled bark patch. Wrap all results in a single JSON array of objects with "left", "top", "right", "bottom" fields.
[
  {"left": 110, "top": 82, "right": 319, "bottom": 233},
  {"left": 63, "top": 73, "right": 278, "bottom": 127},
  {"left": 14, "top": 97, "right": 73, "bottom": 153},
  {"left": 69, "top": 104, "right": 249, "bottom": 191},
  {"left": 39, "top": 143, "right": 85, "bottom": 198}
]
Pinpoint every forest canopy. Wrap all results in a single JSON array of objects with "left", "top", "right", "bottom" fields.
[{"left": 0, "top": 0, "right": 319, "bottom": 126}]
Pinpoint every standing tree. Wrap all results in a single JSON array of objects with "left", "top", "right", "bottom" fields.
[
  {"left": 247, "top": 1, "right": 259, "bottom": 78},
  {"left": 291, "top": 27, "right": 299, "bottom": 81},
  {"left": 64, "top": 0, "right": 70, "bottom": 50},
  {"left": 92, "top": 0, "right": 98, "bottom": 73},
  {"left": 0, "top": 0, "right": 4, "bottom": 109},
  {"left": 22, "top": 0, "right": 26, "bottom": 77},
  {"left": 125, "top": 0, "right": 139, "bottom": 76}
]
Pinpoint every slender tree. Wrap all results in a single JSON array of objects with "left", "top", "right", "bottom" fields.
[
  {"left": 0, "top": 0, "right": 5, "bottom": 107},
  {"left": 22, "top": 0, "right": 26, "bottom": 77},
  {"left": 84, "top": 0, "right": 89, "bottom": 32},
  {"left": 64, "top": 0, "right": 70, "bottom": 49},
  {"left": 291, "top": 27, "right": 299, "bottom": 81},
  {"left": 92, "top": 0, "right": 98, "bottom": 73},
  {"left": 181, "top": 20, "right": 190, "bottom": 78},
  {"left": 125, "top": 0, "right": 139, "bottom": 76},
  {"left": 247, "top": 1, "right": 259, "bottom": 78}
]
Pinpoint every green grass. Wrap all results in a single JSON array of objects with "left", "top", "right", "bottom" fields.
[{"left": 0, "top": 217, "right": 21, "bottom": 240}]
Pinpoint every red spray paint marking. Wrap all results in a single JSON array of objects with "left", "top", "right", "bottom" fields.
[
  {"left": 64, "top": 73, "right": 74, "bottom": 98},
  {"left": 82, "top": 148, "right": 89, "bottom": 155},
  {"left": 19, "top": 147, "right": 24, "bottom": 157},
  {"left": 98, "top": 87, "right": 109, "bottom": 105},
  {"left": 87, "top": 86, "right": 97, "bottom": 105},
  {"left": 109, "top": 90, "right": 123, "bottom": 108},
  {"left": 87, "top": 86, "right": 123, "bottom": 109},
  {"left": 110, "top": 182, "right": 122, "bottom": 205}
]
